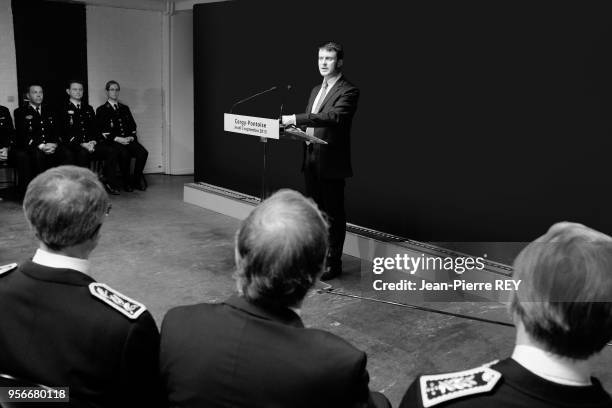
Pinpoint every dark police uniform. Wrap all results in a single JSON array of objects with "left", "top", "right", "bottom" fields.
[
  {"left": 0, "top": 262, "right": 163, "bottom": 408},
  {"left": 399, "top": 358, "right": 612, "bottom": 408},
  {"left": 14, "top": 104, "right": 68, "bottom": 177},
  {"left": 61, "top": 101, "right": 120, "bottom": 190},
  {"left": 96, "top": 101, "right": 148, "bottom": 190},
  {"left": 0, "top": 105, "right": 13, "bottom": 150}
]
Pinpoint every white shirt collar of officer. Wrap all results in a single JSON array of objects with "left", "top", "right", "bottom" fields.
[
  {"left": 107, "top": 100, "right": 119, "bottom": 109},
  {"left": 29, "top": 103, "right": 41, "bottom": 112},
  {"left": 32, "top": 248, "right": 90, "bottom": 274},
  {"left": 512, "top": 344, "right": 592, "bottom": 386},
  {"left": 70, "top": 99, "right": 82, "bottom": 108}
]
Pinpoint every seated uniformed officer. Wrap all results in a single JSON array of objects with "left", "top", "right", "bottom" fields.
[
  {"left": 0, "top": 166, "right": 163, "bottom": 408},
  {"left": 14, "top": 84, "right": 69, "bottom": 179},
  {"left": 95, "top": 80, "right": 148, "bottom": 192},
  {"left": 400, "top": 222, "right": 612, "bottom": 408},
  {"left": 0, "top": 104, "right": 13, "bottom": 163},
  {"left": 61, "top": 80, "right": 120, "bottom": 195}
]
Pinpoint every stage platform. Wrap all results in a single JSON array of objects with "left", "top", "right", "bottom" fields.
[{"left": 184, "top": 182, "right": 518, "bottom": 303}]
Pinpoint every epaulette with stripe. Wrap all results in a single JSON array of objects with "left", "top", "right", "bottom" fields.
[
  {"left": 89, "top": 282, "right": 147, "bottom": 320},
  {"left": 0, "top": 263, "right": 18, "bottom": 277},
  {"left": 420, "top": 361, "right": 501, "bottom": 407}
]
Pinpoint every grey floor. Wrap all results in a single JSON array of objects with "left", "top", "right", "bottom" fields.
[{"left": 2, "top": 175, "right": 612, "bottom": 406}]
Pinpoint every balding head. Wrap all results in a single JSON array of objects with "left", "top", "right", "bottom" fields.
[
  {"left": 234, "top": 189, "right": 329, "bottom": 308},
  {"left": 23, "top": 166, "right": 110, "bottom": 252}
]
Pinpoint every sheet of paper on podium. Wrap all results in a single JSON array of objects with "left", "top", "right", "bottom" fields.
[{"left": 281, "top": 125, "right": 327, "bottom": 145}]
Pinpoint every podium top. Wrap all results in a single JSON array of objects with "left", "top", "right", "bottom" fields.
[
  {"left": 224, "top": 113, "right": 327, "bottom": 145},
  {"left": 281, "top": 125, "right": 327, "bottom": 145}
]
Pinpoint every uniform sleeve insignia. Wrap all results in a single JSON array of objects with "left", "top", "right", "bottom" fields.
[
  {"left": 89, "top": 282, "right": 147, "bottom": 320},
  {"left": 0, "top": 263, "right": 18, "bottom": 276},
  {"left": 420, "top": 363, "right": 502, "bottom": 407}
]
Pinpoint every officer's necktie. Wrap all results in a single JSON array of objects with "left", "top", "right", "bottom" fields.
[
  {"left": 76, "top": 104, "right": 81, "bottom": 110},
  {"left": 36, "top": 107, "right": 40, "bottom": 116},
  {"left": 113, "top": 104, "right": 118, "bottom": 111}
]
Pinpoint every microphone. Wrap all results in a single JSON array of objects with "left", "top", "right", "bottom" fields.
[
  {"left": 280, "top": 85, "right": 292, "bottom": 119},
  {"left": 230, "top": 86, "right": 278, "bottom": 113}
]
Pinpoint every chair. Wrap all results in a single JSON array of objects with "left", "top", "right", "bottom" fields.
[
  {"left": 0, "top": 159, "right": 17, "bottom": 189},
  {"left": 90, "top": 157, "right": 147, "bottom": 190}
]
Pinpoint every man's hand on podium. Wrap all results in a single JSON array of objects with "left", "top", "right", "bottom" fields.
[{"left": 281, "top": 115, "right": 296, "bottom": 126}]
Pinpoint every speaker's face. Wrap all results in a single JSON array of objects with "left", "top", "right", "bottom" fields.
[{"left": 318, "top": 49, "right": 342, "bottom": 79}]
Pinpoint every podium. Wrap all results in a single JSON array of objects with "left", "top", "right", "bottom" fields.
[{"left": 224, "top": 113, "right": 327, "bottom": 200}]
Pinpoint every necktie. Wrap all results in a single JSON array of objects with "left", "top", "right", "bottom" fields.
[
  {"left": 305, "top": 81, "right": 330, "bottom": 138},
  {"left": 77, "top": 104, "right": 81, "bottom": 110},
  {"left": 36, "top": 107, "right": 41, "bottom": 115},
  {"left": 313, "top": 80, "right": 329, "bottom": 114},
  {"left": 113, "top": 104, "right": 118, "bottom": 111}
]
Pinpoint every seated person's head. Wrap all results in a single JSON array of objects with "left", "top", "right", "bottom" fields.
[
  {"left": 234, "top": 189, "right": 328, "bottom": 309},
  {"left": 510, "top": 222, "right": 612, "bottom": 359},
  {"left": 23, "top": 165, "right": 110, "bottom": 256}
]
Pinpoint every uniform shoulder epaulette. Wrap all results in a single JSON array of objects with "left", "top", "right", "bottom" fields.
[
  {"left": 0, "top": 263, "right": 18, "bottom": 276},
  {"left": 420, "top": 360, "right": 501, "bottom": 407},
  {"left": 89, "top": 282, "right": 147, "bottom": 320}
]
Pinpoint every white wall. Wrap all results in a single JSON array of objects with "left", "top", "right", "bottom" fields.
[
  {"left": 0, "top": 0, "right": 18, "bottom": 114},
  {"left": 168, "top": 10, "right": 193, "bottom": 174},
  {"left": 0, "top": 0, "right": 17, "bottom": 185},
  {"left": 86, "top": 5, "right": 164, "bottom": 174}
]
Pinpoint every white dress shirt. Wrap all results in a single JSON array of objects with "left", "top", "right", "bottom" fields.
[
  {"left": 512, "top": 344, "right": 592, "bottom": 386},
  {"left": 32, "top": 248, "right": 90, "bottom": 274},
  {"left": 310, "top": 73, "right": 343, "bottom": 114},
  {"left": 303, "top": 73, "right": 343, "bottom": 137},
  {"left": 30, "top": 103, "right": 41, "bottom": 114}
]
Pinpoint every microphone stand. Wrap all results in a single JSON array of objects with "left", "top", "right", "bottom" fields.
[{"left": 229, "top": 85, "right": 280, "bottom": 201}]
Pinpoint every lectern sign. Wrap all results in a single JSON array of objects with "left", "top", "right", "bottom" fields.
[{"left": 224, "top": 113, "right": 279, "bottom": 139}]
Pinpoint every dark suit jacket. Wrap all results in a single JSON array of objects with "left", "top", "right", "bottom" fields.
[
  {"left": 14, "top": 104, "right": 59, "bottom": 148},
  {"left": 0, "top": 105, "right": 14, "bottom": 148},
  {"left": 60, "top": 101, "right": 100, "bottom": 146},
  {"left": 160, "top": 295, "right": 386, "bottom": 408},
  {"left": 95, "top": 102, "right": 137, "bottom": 142},
  {"left": 295, "top": 75, "right": 359, "bottom": 179},
  {"left": 0, "top": 261, "right": 163, "bottom": 408}
]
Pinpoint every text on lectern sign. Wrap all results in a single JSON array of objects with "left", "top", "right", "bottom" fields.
[{"left": 224, "top": 114, "right": 279, "bottom": 139}]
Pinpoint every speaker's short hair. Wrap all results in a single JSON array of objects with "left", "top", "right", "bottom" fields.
[
  {"left": 510, "top": 222, "right": 612, "bottom": 359},
  {"left": 234, "top": 189, "right": 328, "bottom": 308},
  {"left": 319, "top": 41, "right": 344, "bottom": 60}
]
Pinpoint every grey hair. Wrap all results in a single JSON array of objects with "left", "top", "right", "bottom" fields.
[
  {"left": 23, "top": 165, "right": 109, "bottom": 250},
  {"left": 234, "top": 189, "right": 329, "bottom": 308}
]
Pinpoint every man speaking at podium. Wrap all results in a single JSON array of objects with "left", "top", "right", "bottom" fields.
[{"left": 282, "top": 41, "right": 360, "bottom": 281}]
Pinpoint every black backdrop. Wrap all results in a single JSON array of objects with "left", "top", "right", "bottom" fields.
[
  {"left": 12, "top": 0, "right": 88, "bottom": 108},
  {"left": 194, "top": 0, "right": 612, "bottom": 242}
]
